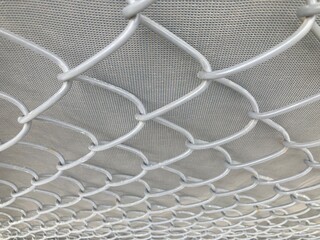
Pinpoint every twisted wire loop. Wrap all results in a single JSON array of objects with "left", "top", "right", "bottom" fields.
[{"left": 0, "top": 0, "right": 320, "bottom": 239}]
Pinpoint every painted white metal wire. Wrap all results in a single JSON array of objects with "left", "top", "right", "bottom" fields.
[{"left": 1, "top": 0, "right": 320, "bottom": 239}]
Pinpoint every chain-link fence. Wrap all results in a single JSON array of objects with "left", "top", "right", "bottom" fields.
[{"left": 1, "top": 0, "right": 320, "bottom": 239}]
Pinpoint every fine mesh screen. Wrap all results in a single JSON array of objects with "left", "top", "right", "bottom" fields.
[{"left": 0, "top": 0, "right": 320, "bottom": 239}]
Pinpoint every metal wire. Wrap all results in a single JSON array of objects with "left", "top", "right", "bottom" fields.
[{"left": 1, "top": 0, "right": 320, "bottom": 239}]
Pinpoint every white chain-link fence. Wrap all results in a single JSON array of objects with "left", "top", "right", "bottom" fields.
[{"left": 1, "top": 0, "right": 320, "bottom": 239}]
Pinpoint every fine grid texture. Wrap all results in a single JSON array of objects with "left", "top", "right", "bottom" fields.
[{"left": 0, "top": 0, "right": 320, "bottom": 239}]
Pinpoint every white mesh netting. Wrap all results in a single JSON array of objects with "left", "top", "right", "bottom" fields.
[{"left": 1, "top": 0, "right": 320, "bottom": 239}]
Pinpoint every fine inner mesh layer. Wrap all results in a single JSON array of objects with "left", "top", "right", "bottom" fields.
[{"left": 0, "top": 0, "right": 320, "bottom": 239}]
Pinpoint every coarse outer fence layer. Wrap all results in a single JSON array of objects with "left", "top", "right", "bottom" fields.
[{"left": 1, "top": 0, "right": 320, "bottom": 239}]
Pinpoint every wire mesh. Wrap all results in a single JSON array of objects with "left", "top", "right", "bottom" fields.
[{"left": 1, "top": 0, "right": 320, "bottom": 239}]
